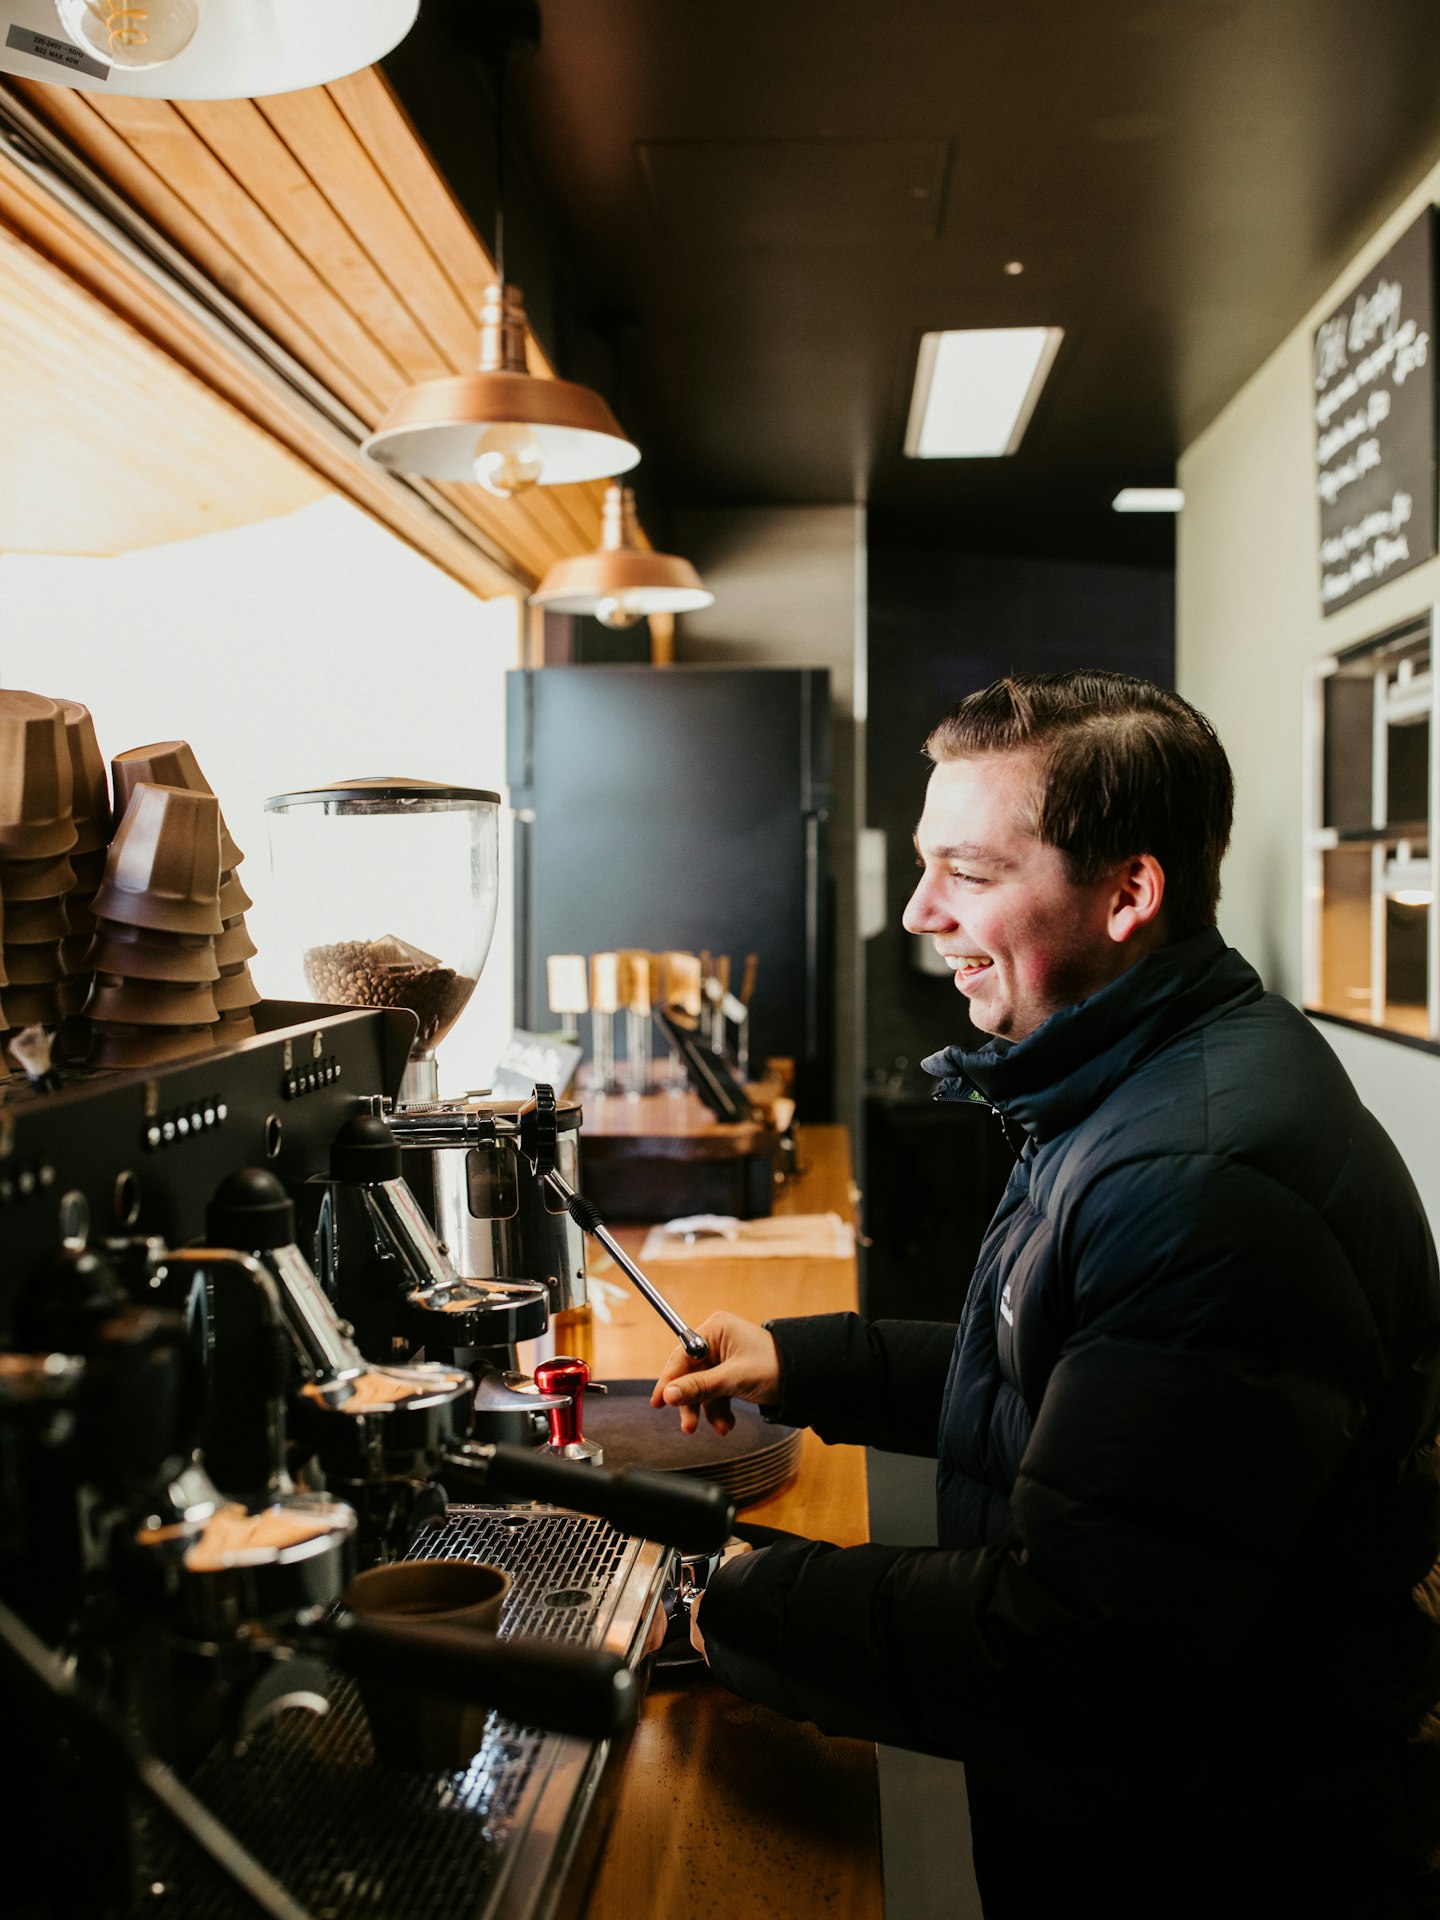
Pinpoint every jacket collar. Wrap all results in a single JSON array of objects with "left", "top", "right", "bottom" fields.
[{"left": 921, "top": 928, "right": 1262, "bottom": 1143}]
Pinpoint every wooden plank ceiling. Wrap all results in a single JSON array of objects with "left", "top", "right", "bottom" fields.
[
  {"left": 0, "top": 216, "right": 325, "bottom": 553},
  {"left": 0, "top": 67, "right": 614, "bottom": 597}
]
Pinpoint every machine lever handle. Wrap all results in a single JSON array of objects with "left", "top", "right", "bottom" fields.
[
  {"left": 329, "top": 1612, "right": 638, "bottom": 1743},
  {"left": 542, "top": 1172, "right": 711, "bottom": 1363},
  {"left": 443, "top": 1441, "right": 736, "bottom": 1554}
]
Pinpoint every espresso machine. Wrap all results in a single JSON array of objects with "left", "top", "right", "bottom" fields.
[{"left": 0, "top": 1000, "right": 731, "bottom": 1920}]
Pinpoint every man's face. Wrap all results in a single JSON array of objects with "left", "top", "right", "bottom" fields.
[{"left": 902, "top": 751, "right": 1134, "bottom": 1042}]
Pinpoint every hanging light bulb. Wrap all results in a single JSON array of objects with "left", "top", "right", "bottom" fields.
[
  {"left": 473, "top": 422, "right": 545, "bottom": 499},
  {"left": 595, "top": 596, "right": 646, "bottom": 632},
  {"left": 1, "top": 2, "right": 419, "bottom": 98},
  {"left": 532, "top": 486, "right": 714, "bottom": 627},
  {"left": 53, "top": 0, "right": 197, "bottom": 68}
]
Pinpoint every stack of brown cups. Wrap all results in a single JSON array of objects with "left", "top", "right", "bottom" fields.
[
  {"left": 0, "top": 691, "right": 79, "bottom": 1067},
  {"left": 56, "top": 701, "right": 112, "bottom": 1059},
  {"left": 83, "top": 784, "right": 223, "bottom": 1068},
  {"left": 112, "top": 741, "right": 259, "bottom": 1042}
]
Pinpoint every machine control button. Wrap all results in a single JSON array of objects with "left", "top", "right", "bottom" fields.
[
  {"left": 146, "top": 1126, "right": 162, "bottom": 1149},
  {"left": 281, "top": 1058, "right": 339, "bottom": 1101}
]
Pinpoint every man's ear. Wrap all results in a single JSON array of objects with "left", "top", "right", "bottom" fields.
[{"left": 1108, "top": 854, "right": 1166, "bottom": 945}]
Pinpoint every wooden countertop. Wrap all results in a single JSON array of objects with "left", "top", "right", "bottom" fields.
[{"left": 582, "top": 1125, "right": 882, "bottom": 1920}]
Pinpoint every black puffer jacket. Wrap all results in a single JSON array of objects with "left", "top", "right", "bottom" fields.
[{"left": 702, "top": 931, "right": 1440, "bottom": 1917}]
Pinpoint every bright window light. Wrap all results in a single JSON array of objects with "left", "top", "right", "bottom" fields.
[
  {"left": 904, "top": 327, "right": 1063, "bottom": 459},
  {"left": 1112, "top": 487, "right": 1184, "bottom": 513}
]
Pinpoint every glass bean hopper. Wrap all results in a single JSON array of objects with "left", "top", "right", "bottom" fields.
[{"left": 265, "top": 779, "right": 501, "bottom": 1101}]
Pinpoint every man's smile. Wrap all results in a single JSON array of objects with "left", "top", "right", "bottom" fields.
[{"left": 939, "top": 950, "right": 994, "bottom": 979}]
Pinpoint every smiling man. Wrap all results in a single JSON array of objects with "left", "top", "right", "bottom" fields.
[{"left": 653, "top": 671, "right": 1440, "bottom": 1920}]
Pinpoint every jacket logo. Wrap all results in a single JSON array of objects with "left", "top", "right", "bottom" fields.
[{"left": 999, "top": 1280, "right": 1013, "bottom": 1326}]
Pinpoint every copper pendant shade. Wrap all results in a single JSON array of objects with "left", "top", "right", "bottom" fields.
[
  {"left": 531, "top": 486, "right": 713, "bottom": 629},
  {"left": 361, "top": 283, "right": 639, "bottom": 490}
]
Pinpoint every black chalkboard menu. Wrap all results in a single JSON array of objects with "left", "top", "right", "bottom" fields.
[{"left": 1314, "top": 207, "right": 1436, "bottom": 614}]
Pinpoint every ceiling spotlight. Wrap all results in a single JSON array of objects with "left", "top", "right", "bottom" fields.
[
  {"left": 1003, "top": 260, "right": 1025, "bottom": 276},
  {"left": 1112, "top": 487, "right": 1184, "bottom": 513},
  {"left": 904, "top": 327, "right": 1063, "bottom": 459},
  {"left": 531, "top": 486, "right": 714, "bottom": 629},
  {"left": 0, "top": 0, "right": 419, "bottom": 96}
]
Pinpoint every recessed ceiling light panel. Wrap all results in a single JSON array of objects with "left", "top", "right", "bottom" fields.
[
  {"left": 904, "top": 326, "right": 1063, "bottom": 459},
  {"left": 1112, "top": 487, "right": 1184, "bottom": 513}
]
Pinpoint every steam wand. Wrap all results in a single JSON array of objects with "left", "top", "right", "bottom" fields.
[{"left": 542, "top": 1169, "right": 710, "bottom": 1364}]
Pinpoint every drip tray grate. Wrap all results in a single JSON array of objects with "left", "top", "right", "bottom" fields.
[{"left": 135, "top": 1507, "right": 636, "bottom": 1920}]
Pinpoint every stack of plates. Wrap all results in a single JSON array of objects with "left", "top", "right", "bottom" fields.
[{"left": 582, "top": 1379, "right": 802, "bottom": 1508}]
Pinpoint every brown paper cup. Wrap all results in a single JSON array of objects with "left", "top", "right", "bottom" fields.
[
  {"left": 213, "top": 963, "right": 260, "bottom": 1012},
  {"left": 70, "top": 847, "right": 107, "bottom": 890},
  {"left": 112, "top": 741, "right": 243, "bottom": 870},
  {"left": 63, "top": 892, "right": 99, "bottom": 938},
  {"left": 0, "top": 850, "right": 76, "bottom": 901},
  {"left": 3, "top": 981, "right": 61, "bottom": 1025},
  {"left": 0, "top": 691, "right": 76, "bottom": 860},
  {"left": 87, "top": 973, "right": 220, "bottom": 1026},
  {"left": 341, "top": 1560, "right": 510, "bottom": 1771},
  {"left": 216, "top": 915, "right": 258, "bottom": 967},
  {"left": 85, "top": 920, "right": 220, "bottom": 984},
  {"left": 218, "top": 868, "right": 253, "bottom": 919},
  {"left": 217, "top": 1009, "right": 257, "bottom": 1040},
  {"left": 5, "top": 897, "right": 68, "bottom": 944},
  {"left": 5, "top": 943, "right": 63, "bottom": 986},
  {"left": 87, "top": 1021, "right": 216, "bottom": 1067},
  {"left": 58, "top": 701, "right": 109, "bottom": 851},
  {"left": 91, "top": 784, "right": 224, "bottom": 937}
]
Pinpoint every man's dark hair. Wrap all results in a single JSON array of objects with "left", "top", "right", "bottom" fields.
[{"left": 924, "top": 671, "right": 1234, "bottom": 934}]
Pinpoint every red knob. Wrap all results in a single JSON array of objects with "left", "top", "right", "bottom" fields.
[{"left": 534, "top": 1356, "right": 589, "bottom": 1450}]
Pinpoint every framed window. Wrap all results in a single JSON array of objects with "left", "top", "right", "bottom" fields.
[{"left": 1304, "top": 611, "right": 1440, "bottom": 1045}]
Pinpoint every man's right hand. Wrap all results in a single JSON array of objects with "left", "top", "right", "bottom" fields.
[{"left": 650, "top": 1312, "right": 782, "bottom": 1436}]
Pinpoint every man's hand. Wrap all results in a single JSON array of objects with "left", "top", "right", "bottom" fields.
[{"left": 650, "top": 1313, "right": 782, "bottom": 1436}]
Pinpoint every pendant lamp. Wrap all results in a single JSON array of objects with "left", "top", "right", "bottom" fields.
[
  {"left": 0, "top": 1, "right": 419, "bottom": 98},
  {"left": 360, "top": 10, "right": 638, "bottom": 497},
  {"left": 532, "top": 486, "right": 713, "bottom": 629},
  {"left": 362, "top": 282, "right": 639, "bottom": 493}
]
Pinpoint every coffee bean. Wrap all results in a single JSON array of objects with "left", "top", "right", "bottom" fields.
[{"left": 303, "top": 939, "right": 475, "bottom": 1048}]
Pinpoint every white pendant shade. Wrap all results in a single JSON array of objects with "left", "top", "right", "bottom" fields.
[
  {"left": 0, "top": 1, "right": 419, "bottom": 98},
  {"left": 532, "top": 486, "right": 713, "bottom": 625},
  {"left": 363, "top": 389, "right": 641, "bottom": 488}
]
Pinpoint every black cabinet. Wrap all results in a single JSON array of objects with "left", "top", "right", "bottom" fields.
[{"left": 507, "top": 666, "right": 834, "bottom": 1116}]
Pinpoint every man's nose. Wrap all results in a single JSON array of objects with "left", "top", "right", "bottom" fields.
[{"left": 902, "top": 870, "right": 952, "bottom": 934}]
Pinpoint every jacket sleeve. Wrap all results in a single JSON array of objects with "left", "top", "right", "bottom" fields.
[
  {"left": 702, "top": 1154, "right": 1387, "bottom": 1762},
  {"left": 765, "top": 1313, "right": 958, "bottom": 1458}
]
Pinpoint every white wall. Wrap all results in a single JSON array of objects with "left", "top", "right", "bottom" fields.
[
  {"left": 1177, "top": 158, "right": 1440, "bottom": 1227},
  {"left": 0, "top": 496, "right": 520, "bottom": 1094}
]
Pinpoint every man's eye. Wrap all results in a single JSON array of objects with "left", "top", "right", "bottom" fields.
[{"left": 951, "top": 871, "right": 987, "bottom": 887}]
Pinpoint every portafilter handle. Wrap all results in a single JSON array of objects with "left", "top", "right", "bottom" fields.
[{"left": 441, "top": 1440, "right": 735, "bottom": 1554}]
